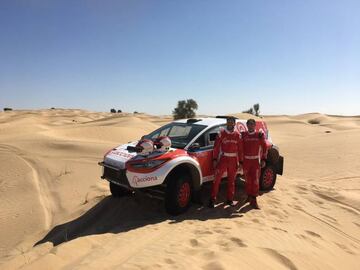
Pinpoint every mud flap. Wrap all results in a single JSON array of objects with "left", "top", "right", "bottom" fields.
[{"left": 275, "top": 156, "right": 284, "bottom": 175}]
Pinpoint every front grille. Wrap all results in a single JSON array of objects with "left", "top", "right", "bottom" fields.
[{"left": 103, "top": 166, "right": 130, "bottom": 187}]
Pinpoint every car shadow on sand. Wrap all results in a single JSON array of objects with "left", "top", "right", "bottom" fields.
[{"left": 34, "top": 180, "right": 271, "bottom": 247}]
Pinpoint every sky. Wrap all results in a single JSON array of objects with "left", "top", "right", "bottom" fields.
[{"left": 1, "top": 0, "right": 359, "bottom": 115}]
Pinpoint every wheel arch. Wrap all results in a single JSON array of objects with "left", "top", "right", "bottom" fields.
[{"left": 164, "top": 162, "right": 202, "bottom": 191}]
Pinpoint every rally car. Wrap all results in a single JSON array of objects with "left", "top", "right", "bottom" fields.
[{"left": 98, "top": 116, "right": 284, "bottom": 215}]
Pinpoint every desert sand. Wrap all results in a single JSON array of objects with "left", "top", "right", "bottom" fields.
[{"left": 0, "top": 109, "right": 359, "bottom": 269}]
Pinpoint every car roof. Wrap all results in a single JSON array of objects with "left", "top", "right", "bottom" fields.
[{"left": 173, "top": 117, "right": 249, "bottom": 127}]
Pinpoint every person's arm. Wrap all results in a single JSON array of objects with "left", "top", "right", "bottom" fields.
[
  {"left": 237, "top": 132, "right": 243, "bottom": 164},
  {"left": 213, "top": 130, "right": 222, "bottom": 161},
  {"left": 259, "top": 132, "right": 267, "bottom": 167}
]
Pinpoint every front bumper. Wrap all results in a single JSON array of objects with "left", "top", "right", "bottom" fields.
[{"left": 98, "top": 161, "right": 131, "bottom": 189}]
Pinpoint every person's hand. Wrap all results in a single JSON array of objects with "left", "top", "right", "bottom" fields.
[{"left": 261, "top": 160, "right": 266, "bottom": 168}]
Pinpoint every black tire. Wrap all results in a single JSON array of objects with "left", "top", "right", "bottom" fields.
[
  {"left": 267, "top": 147, "right": 280, "bottom": 164},
  {"left": 165, "top": 173, "right": 192, "bottom": 215},
  {"left": 109, "top": 182, "right": 132, "bottom": 197},
  {"left": 260, "top": 165, "right": 277, "bottom": 191}
]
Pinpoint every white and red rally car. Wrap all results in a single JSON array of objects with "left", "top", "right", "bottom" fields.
[{"left": 99, "top": 116, "right": 283, "bottom": 215}]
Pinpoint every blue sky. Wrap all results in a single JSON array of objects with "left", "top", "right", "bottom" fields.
[{"left": 1, "top": 0, "right": 359, "bottom": 115}]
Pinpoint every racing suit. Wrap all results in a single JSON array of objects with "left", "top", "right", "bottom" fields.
[
  {"left": 241, "top": 131, "right": 267, "bottom": 197},
  {"left": 211, "top": 128, "right": 243, "bottom": 201}
]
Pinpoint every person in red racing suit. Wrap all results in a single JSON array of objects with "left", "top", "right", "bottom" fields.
[
  {"left": 209, "top": 117, "right": 243, "bottom": 208},
  {"left": 242, "top": 118, "right": 267, "bottom": 209}
]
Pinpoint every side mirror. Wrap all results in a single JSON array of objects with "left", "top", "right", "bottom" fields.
[
  {"left": 209, "top": 133, "right": 217, "bottom": 142},
  {"left": 189, "top": 143, "right": 200, "bottom": 151}
]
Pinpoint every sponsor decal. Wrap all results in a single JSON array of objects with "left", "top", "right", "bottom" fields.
[
  {"left": 111, "top": 150, "right": 134, "bottom": 159},
  {"left": 237, "top": 122, "right": 247, "bottom": 133},
  {"left": 133, "top": 175, "right": 158, "bottom": 186}
]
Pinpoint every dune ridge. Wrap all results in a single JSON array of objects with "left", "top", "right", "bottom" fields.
[{"left": 0, "top": 109, "right": 359, "bottom": 269}]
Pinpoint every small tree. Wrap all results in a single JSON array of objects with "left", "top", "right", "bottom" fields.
[
  {"left": 242, "top": 107, "right": 254, "bottom": 115},
  {"left": 117, "top": 109, "right": 122, "bottom": 113},
  {"left": 253, "top": 103, "right": 260, "bottom": 116},
  {"left": 110, "top": 108, "right": 116, "bottom": 113},
  {"left": 173, "top": 99, "right": 198, "bottom": 120},
  {"left": 3, "top": 107, "right": 13, "bottom": 111}
]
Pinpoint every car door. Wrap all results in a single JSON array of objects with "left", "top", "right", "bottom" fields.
[{"left": 188, "top": 125, "right": 224, "bottom": 182}]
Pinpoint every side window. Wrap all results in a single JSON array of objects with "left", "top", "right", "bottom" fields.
[
  {"left": 193, "top": 125, "right": 226, "bottom": 150},
  {"left": 206, "top": 125, "right": 224, "bottom": 147},
  {"left": 194, "top": 134, "right": 206, "bottom": 147}
]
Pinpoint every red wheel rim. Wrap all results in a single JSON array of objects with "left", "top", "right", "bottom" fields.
[
  {"left": 178, "top": 182, "right": 191, "bottom": 208},
  {"left": 263, "top": 168, "right": 274, "bottom": 188}
]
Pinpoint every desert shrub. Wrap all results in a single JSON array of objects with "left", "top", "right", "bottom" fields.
[
  {"left": 110, "top": 108, "right": 116, "bottom": 113},
  {"left": 242, "top": 107, "right": 254, "bottom": 115},
  {"left": 308, "top": 119, "right": 320, "bottom": 125},
  {"left": 242, "top": 103, "right": 260, "bottom": 116},
  {"left": 117, "top": 110, "right": 122, "bottom": 113},
  {"left": 3, "top": 107, "right": 12, "bottom": 111},
  {"left": 253, "top": 103, "right": 260, "bottom": 116},
  {"left": 172, "top": 99, "right": 198, "bottom": 120}
]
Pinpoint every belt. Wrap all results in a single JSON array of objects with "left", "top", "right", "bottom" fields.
[
  {"left": 223, "top": 152, "right": 237, "bottom": 157},
  {"left": 244, "top": 155, "right": 259, "bottom": 159}
]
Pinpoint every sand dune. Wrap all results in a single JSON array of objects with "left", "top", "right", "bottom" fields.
[{"left": 0, "top": 109, "right": 359, "bottom": 269}]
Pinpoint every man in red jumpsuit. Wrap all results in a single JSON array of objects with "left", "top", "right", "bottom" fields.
[
  {"left": 242, "top": 118, "right": 267, "bottom": 209},
  {"left": 209, "top": 117, "right": 242, "bottom": 208}
]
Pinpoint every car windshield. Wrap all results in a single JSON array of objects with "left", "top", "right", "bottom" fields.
[{"left": 143, "top": 123, "right": 207, "bottom": 149}]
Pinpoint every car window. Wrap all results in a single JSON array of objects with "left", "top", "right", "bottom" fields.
[
  {"left": 194, "top": 125, "right": 225, "bottom": 149},
  {"left": 144, "top": 123, "right": 206, "bottom": 149},
  {"left": 194, "top": 134, "right": 206, "bottom": 147},
  {"left": 207, "top": 125, "right": 224, "bottom": 146},
  {"left": 159, "top": 128, "right": 170, "bottom": 137},
  {"left": 168, "top": 126, "right": 192, "bottom": 137}
]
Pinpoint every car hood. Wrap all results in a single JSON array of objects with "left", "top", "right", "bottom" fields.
[
  {"left": 103, "top": 141, "right": 181, "bottom": 169},
  {"left": 104, "top": 142, "right": 139, "bottom": 169}
]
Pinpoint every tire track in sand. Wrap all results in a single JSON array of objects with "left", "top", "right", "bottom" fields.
[{"left": 0, "top": 144, "right": 52, "bottom": 229}]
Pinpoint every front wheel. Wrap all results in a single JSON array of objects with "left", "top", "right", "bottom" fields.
[
  {"left": 260, "top": 165, "right": 277, "bottom": 191},
  {"left": 165, "top": 173, "right": 192, "bottom": 215}
]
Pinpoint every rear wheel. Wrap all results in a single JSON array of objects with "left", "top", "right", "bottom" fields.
[
  {"left": 165, "top": 173, "right": 192, "bottom": 215},
  {"left": 267, "top": 147, "right": 280, "bottom": 164},
  {"left": 109, "top": 182, "right": 132, "bottom": 197},
  {"left": 260, "top": 165, "right": 277, "bottom": 191}
]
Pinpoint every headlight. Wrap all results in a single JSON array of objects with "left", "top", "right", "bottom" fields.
[{"left": 131, "top": 159, "right": 169, "bottom": 169}]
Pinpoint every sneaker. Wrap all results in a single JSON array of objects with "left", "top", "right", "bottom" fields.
[
  {"left": 226, "top": 200, "right": 236, "bottom": 207},
  {"left": 208, "top": 199, "right": 215, "bottom": 208}
]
